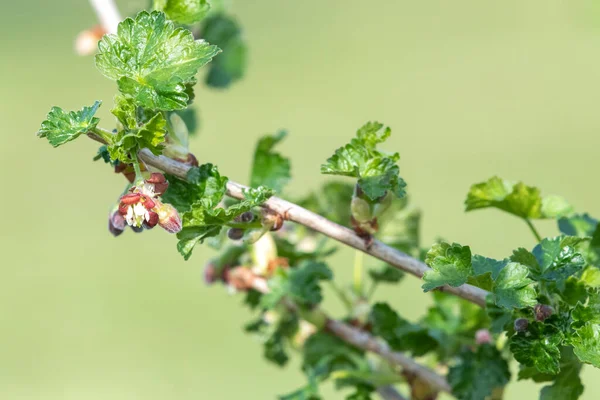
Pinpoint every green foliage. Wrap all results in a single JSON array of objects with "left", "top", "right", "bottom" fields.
[
  {"left": 448, "top": 344, "right": 511, "bottom": 400},
  {"left": 262, "top": 262, "right": 333, "bottom": 309},
  {"left": 201, "top": 14, "right": 248, "bottom": 88},
  {"left": 154, "top": 0, "right": 210, "bottom": 25},
  {"left": 422, "top": 242, "right": 473, "bottom": 291},
  {"left": 250, "top": 131, "right": 291, "bottom": 193},
  {"left": 162, "top": 163, "right": 228, "bottom": 212},
  {"left": 492, "top": 262, "right": 537, "bottom": 309},
  {"left": 465, "top": 176, "right": 572, "bottom": 219},
  {"left": 177, "top": 186, "right": 273, "bottom": 259},
  {"left": 510, "top": 320, "right": 564, "bottom": 375},
  {"left": 96, "top": 11, "right": 220, "bottom": 110},
  {"left": 321, "top": 122, "right": 406, "bottom": 201},
  {"left": 37, "top": 101, "right": 101, "bottom": 147}
]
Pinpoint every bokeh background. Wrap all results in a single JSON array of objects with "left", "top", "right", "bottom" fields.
[{"left": 2, "top": 0, "right": 600, "bottom": 398}]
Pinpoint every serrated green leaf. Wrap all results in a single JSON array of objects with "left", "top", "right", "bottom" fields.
[
  {"left": 95, "top": 11, "right": 220, "bottom": 110},
  {"left": 465, "top": 176, "right": 570, "bottom": 220},
  {"left": 510, "top": 321, "right": 564, "bottom": 375},
  {"left": 176, "top": 186, "right": 273, "bottom": 259},
  {"left": 302, "top": 332, "right": 365, "bottom": 379},
  {"left": 37, "top": 101, "right": 101, "bottom": 147},
  {"left": 539, "top": 348, "right": 584, "bottom": 400},
  {"left": 532, "top": 237, "right": 586, "bottom": 284},
  {"left": 558, "top": 213, "right": 598, "bottom": 237},
  {"left": 370, "top": 303, "right": 437, "bottom": 356},
  {"left": 162, "top": 163, "right": 228, "bottom": 213},
  {"left": 107, "top": 109, "right": 167, "bottom": 163},
  {"left": 250, "top": 131, "right": 291, "bottom": 193},
  {"left": 511, "top": 247, "right": 540, "bottom": 271},
  {"left": 486, "top": 296, "right": 514, "bottom": 333},
  {"left": 201, "top": 14, "right": 247, "bottom": 88},
  {"left": 571, "top": 324, "right": 600, "bottom": 368},
  {"left": 448, "top": 344, "right": 511, "bottom": 400},
  {"left": 321, "top": 122, "right": 406, "bottom": 201},
  {"left": 422, "top": 242, "right": 473, "bottom": 291},
  {"left": 492, "top": 262, "right": 537, "bottom": 309},
  {"left": 469, "top": 255, "right": 508, "bottom": 291},
  {"left": 154, "top": 0, "right": 210, "bottom": 25}
]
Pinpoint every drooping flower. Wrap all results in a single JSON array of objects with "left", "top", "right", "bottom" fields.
[{"left": 114, "top": 173, "right": 181, "bottom": 234}]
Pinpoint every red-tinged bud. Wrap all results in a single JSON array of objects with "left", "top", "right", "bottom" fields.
[
  {"left": 226, "top": 267, "right": 255, "bottom": 291},
  {"left": 514, "top": 318, "right": 529, "bottom": 333},
  {"left": 120, "top": 193, "right": 142, "bottom": 205},
  {"left": 204, "top": 263, "right": 218, "bottom": 285},
  {"left": 108, "top": 211, "right": 126, "bottom": 237},
  {"left": 534, "top": 304, "right": 554, "bottom": 322},
  {"left": 187, "top": 153, "right": 199, "bottom": 166},
  {"left": 145, "top": 211, "right": 159, "bottom": 228},
  {"left": 475, "top": 329, "right": 492, "bottom": 344},
  {"left": 157, "top": 203, "right": 182, "bottom": 233},
  {"left": 146, "top": 173, "right": 169, "bottom": 195}
]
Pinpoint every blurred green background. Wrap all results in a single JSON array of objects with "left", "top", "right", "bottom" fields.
[{"left": 2, "top": 0, "right": 600, "bottom": 398}]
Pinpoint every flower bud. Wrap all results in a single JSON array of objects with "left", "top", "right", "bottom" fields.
[
  {"left": 227, "top": 228, "right": 244, "bottom": 240},
  {"left": 475, "top": 329, "right": 492, "bottom": 344},
  {"left": 240, "top": 211, "right": 254, "bottom": 223},
  {"left": 204, "top": 262, "right": 218, "bottom": 285},
  {"left": 144, "top": 211, "right": 159, "bottom": 228},
  {"left": 156, "top": 203, "right": 182, "bottom": 233},
  {"left": 74, "top": 25, "right": 106, "bottom": 56},
  {"left": 514, "top": 318, "right": 529, "bottom": 333},
  {"left": 108, "top": 211, "right": 126, "bottom": 237},
  {"left": 146, "top": 173, "right": 169, "bottom": 195},
  {"left": 534, "top": 304, "right": 553, "bottom": 322}
]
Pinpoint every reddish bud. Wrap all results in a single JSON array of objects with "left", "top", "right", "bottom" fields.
[
  {"left": 146, "top": 173, "right": 169, "bottom": 195},
  {"left": 157, "top": 203, "right": 182, "bottom": 233},
  {"left": 120, "top": 193, "right": 142, "bottom": 205},
  {"left": 145, "top": 211, "right": 159, "bottom": 228},
  {"left": 204, "top": 263, "right": 218, "bottom": 285},
  {"left": 534, "top": 304, "right": 553, "bottom": 322},
  {"left": 108, "top": 211, "right": 126, "bottom": 237},
  {"left": 475, "top": 329, "right": 492, "bottom": 344},
  {"left": 142, "top": 196, "right": 156, "bottom": 210}
]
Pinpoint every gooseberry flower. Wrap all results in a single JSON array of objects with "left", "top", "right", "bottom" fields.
[{"left": 116, "top": 173, "right": 181, "bottom": 234}]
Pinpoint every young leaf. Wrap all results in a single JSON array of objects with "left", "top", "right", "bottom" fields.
[
  {"left": 469, "top": 255, "right": 508, "bottom": 291},
  {"left": 422, "top": 242, "right": 473, "bottom": 292},
  {"left": 107, "top": 111, "right": 167, "bottom": 163},
  {"left": 176, "top": 186, "right": 273, "bottom": 259},
  {"left": 95, "top": 11, "right": 220, "bottom": 110},
  {"left": 162, "top": 163, "right": 228, "bottom": 212},
  {"left": 368, "top": 264, "right": 405, "bottom": 284},
  {"left": 532, "top": 237, "right": 586, "bottom": 284},
  {"left": 321, "top": 122, "right": 406, "bottom": 201},
  {"left": 250, "top": 131, "right": 291, "bottom": 193},
  {"left": 510, "top": 321, "right": 564, "bottom": 375},
  {"left": 201, "top": 14, "right": 248, "bottom": 88},
  {"left": 37, "top": 101, "right": 101, "bottom": 147},
  {"left": 370, "top": 303, "right": 438, "bottom": 356},
  {"left": 570, "top": 324, "right": 600, "bottom": 368},
  {"left": 154, "top": 0, "right": 210, "bottom": 25},
  {"left": 447, "top": 344, "right": 511, "bottom": 400},
  {"left": 465, "top": 176, "right": 571, "bottom": 219},
  {"left": 492, "top": 262, "right": 537, "bottom": 309}
]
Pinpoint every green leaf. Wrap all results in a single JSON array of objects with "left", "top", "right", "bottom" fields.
[
  {"left": 95, "top": 11, "right": 220, "bottom": 110},
  {"left": 321, "top": 122, "right": 406, "bottom": 201},
  {"left": 245, "top": 312, "right": 298, "bottom": 367},
  {"left": 492, "top": 262, "right": 537, "bottom": 309},
  {"left": 262, "top": 262, "right": 333, "bottom": 308},
  {"left": 370, "top": 303, "right": 438, "bottom": 356},
  {"left": 465, "top": 176, "right": 570, "bottom": 220},
  {"left": 279, "top": 370, "right": 322, "bottom": 400},
  {"left": 201, "top": 14, "right": 247, "bottom": 88},
  {"left": 558, "top": 213, "right": 598, "bottom": 237},
  {"left": 486, "top": 296, "right": 514, "bottom": 333},
  {"left": 469, "top": 255, "right": 508, "bottom": 291},
  {"left": 107, "top": 110, "right": 167, "bottom": 163},
  {"left": 162, "top": 163, "right": 228, "bottom": 213},
  {"left": 448, "top": 344, "right": 511, "bottom": 400},
  {"left": 368, "top": 265, "right": 405, "bottom": 284},
  {"left": 37, "top": 101, "right": 101, "bottom": 147},
  {"left": 302, "top": 332, "right": 364, "bottom": 379},
  {"left": 176, "top": 186, "right": 273, "bottom": 259},
  {"left": 510, "top": 321, "right": 564, "bottom": 375},
  {"left": 532, "top": 237, "right": 586, "bottom": 284},
  {"left": 539, "top": 348, "right": 584, "bottom": 400},
  {"left": 570, "top": 324, "right": 600, "bottom": 368},
  {"left": 250, "top": 131, "right": 291, "bottom": 193},
  {"left": 154, "top": 0, "right": 210, "bottom": 25},
  {"left": 422, "top": 242, "right": 473, "bottom": 292},
  {"left": 510, "top": 247, "right": 540, "bottom": 271}
]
